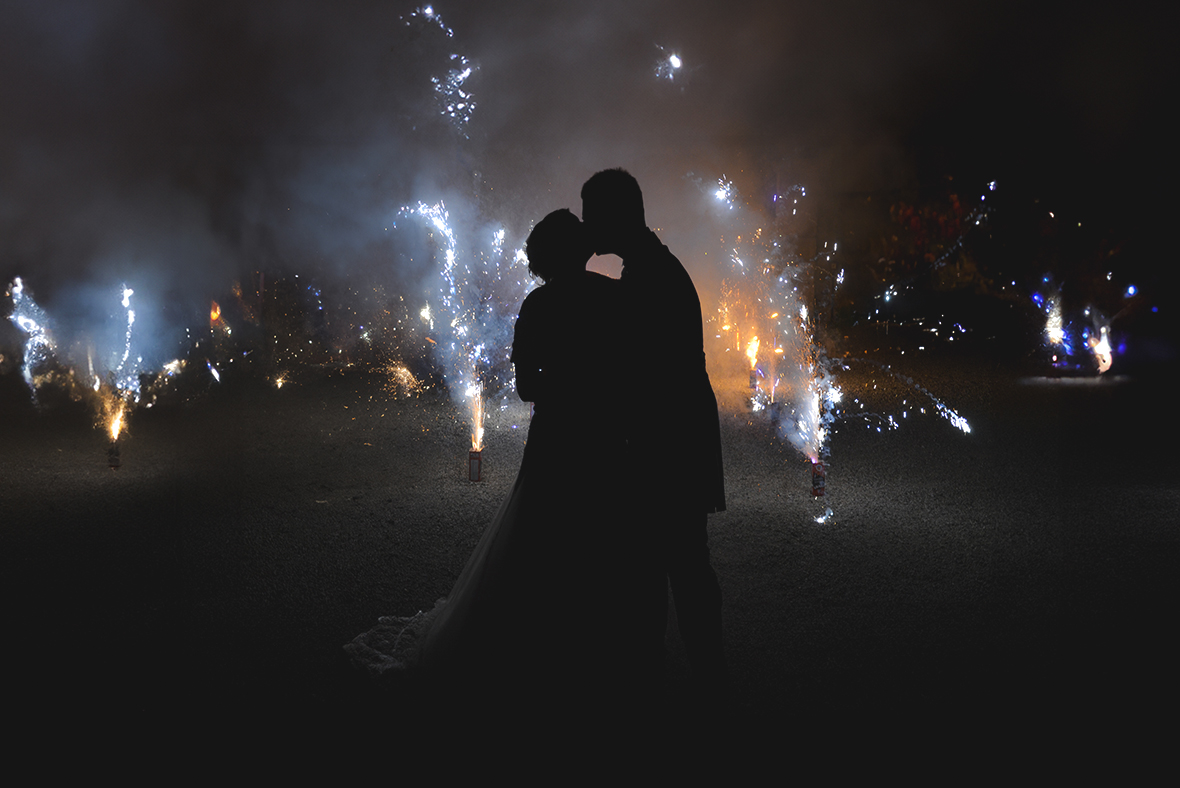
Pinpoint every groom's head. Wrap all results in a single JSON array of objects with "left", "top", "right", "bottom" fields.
[{"left": 581, "top": 168, "right": 645, "bottom": 256}]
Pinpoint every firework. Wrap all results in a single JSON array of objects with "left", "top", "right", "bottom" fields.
[
  {"left": 746, "top": 336, "right": 760, "bottom": 389},
  {"left": 1032, "top": 276, "right": 1116, "bottom": 375},
  {"left": 654, "top": 45, "right": 684, "bottom": 81},
  {"left": 844, "top": 359, "right": 971, "bottom": 436},
  {"left": 6, "top": 277, "right": 57, "bottom": 402},
  {"left": 404, "top": 5, "right": 477, "bottom": 135},
  {"left": 400, "top": 200, "right": 532, "bottom": 466},
  {"left": 702, "top": 175, "right": 842, "bottom": 519}
]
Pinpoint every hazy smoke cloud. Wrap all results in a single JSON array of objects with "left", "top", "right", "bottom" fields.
[{"left": 1, "top": 0, "right": 1161, "bottom": 369}]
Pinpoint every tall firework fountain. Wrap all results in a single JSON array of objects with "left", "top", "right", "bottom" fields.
[
  {"left": 399, "top": 201, "right": 533, "bottom": 477},
  {"left": 704, "top": 177, "right": 842, "bottom": 522},
  {"left": 7, "top": 277, "right": 54, "bottom": 401},
  {"left": 705, "top": 176, "right": 974, "bottom": 523},
  {"left": 6, "top": 276, "right": 185, "bottom": 466}
]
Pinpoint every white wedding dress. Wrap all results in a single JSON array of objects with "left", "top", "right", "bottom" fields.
[{"left": 344, "top": 468, "right": 535, "bottom": 679}]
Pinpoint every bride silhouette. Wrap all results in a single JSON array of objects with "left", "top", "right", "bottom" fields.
[{"left": 346, "top": 209, "right": 655, "bottom": 714}]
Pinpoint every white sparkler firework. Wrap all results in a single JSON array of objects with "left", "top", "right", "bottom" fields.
[
  {"left": 6, "top": 277, "right": 56, "bottom": 401},
  {"left": 401, "top": 200, "right": 533, "bottom": 454},
  {"left": 114, "top": 285, "right": 141, "bottom": 400},
  {"left": 768, "top": 270, "right": 842, "bottom": 463},
  {"left": 847, "top": 359, "right": 972, "bottom": 436},
  {"left": 654, "top": 45, "right": 685, "bottom": 81},
  {"left": 1032, "top": 278, "right": 1114, "bottom": 374},
  {"left": 714, "top": 177, "right": 738, "bottom": 210},
  {"left": 1045, "top": 294, "right": 1065, "bottom": 347},
  {"left": 99, "top": 284, "right": 143, "bottom": 442},
  {"left": 404, "top": 5, "right": 477, "bottom": 134},
  {"left": 706, "top": 174, "right": 971, "bottom": 522},
  {"left": 701, "top": 175, "right": 842, "bottom": 519}
]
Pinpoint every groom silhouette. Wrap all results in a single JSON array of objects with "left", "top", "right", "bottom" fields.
[{"left": 581, "top": 169, "right": 728, "bottom": 698}]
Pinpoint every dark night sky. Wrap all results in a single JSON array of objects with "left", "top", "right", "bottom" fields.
[{"left": 1, "top": 0, "right": 1171, "bottom": 359}]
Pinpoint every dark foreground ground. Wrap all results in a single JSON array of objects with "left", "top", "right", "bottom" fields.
[{"left": 3, "top": 346, "right": 1177, "bottom": 761}]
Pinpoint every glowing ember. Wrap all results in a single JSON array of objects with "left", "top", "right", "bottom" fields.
[
  {"left": 383, "top": 361, "right": 423, "bottom": 398},
  {"left": 113, "top": 284, "right": 140, "bottom": 398}
]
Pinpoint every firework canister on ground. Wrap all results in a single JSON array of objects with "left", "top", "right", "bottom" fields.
[
  {"left": 811, "top": 460, "right": 825, "bottom": 497},
  {"left": 468, "top": 449, "right": 482, "bottom": 482}
]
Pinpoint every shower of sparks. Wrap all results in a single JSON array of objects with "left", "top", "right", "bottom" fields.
[
  {"left": 6, "top": 277, "right": 56, "bottom": 401},
  {"left": 846, "top": 359, "right": 972, "bottom": 435},
  {"left": 401, "top": 199, "right": 533, "bottom": 451},
  {"left": 405, "top": 5, "right": 477, "bottom": 134},
  {"left": 1045, "top": 295, "right": 1065, "bottom": 346},
  {"left": 714, "top": 177, "right": 738, "bottom": 209},
  {"left": 467, "top": 380, "right": 484, "bottom": 451},
  {"left": 1032, "top": 276, "right": 1114, "bottom": 374},
  {"left": 98, "top": 284, "right": 143, "bottom": 441},
  {"left": 768, "top": 278, "right": 842, "bottom": 463},
  {"left": 114, "top": 285, "right": 141, "bottom": 400},
  {"left": 383, "top": 360, "right": 424, "bottom": 398},
  {"left": 654, "top": 45, "right": 684, "bottom": 80},
  {"left": 7, "top": 276, "right": 193, "bottom": 442},
  {"left": 705, "top": 175, "right": 973, "bottom": 522},
  {"left": 98, "top": 387, "right": 128, "bottom": 442}
]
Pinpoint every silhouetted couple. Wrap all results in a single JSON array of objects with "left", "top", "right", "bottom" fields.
[{"left": 347, "top": 169, "right": 726, "bottom": 724}]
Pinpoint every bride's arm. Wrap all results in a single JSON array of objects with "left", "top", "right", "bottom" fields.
[{"left": 510, "top": 291, "right": 546, "bottom": 403}]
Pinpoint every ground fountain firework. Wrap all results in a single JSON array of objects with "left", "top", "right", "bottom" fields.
[
  {"left": 5, "top": 277, "right": 188, "bottom": 465},
  {"left": 704, "top": 176, "right": 977, "bottom": 523},
  {"left": 399, "top": 200, "right": 533, "bottom": 468}
]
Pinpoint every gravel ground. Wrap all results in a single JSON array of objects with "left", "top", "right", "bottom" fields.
[{"left": 2, "top": 346, "right": 1177, "bottom": 756}]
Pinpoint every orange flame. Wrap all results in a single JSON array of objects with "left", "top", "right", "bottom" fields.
[
  {"left": 108, "top": 404, "right": 125, "bottom": 442},
  {"left": 99, "top": 389, "right": 128, "bottom": 442},
  {"left": 210, "top": 300, "right": 222, "bottom": 327},
  {"left": 470, "top": 384, "right": 484, "bottom": 451},
  {"left": 746, "top": 336, "right": 760, "bottom": 370}
]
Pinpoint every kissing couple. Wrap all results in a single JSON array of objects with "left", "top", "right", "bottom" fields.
[{"left": 347, "top": 169, "right": 726, "bottom": 721}]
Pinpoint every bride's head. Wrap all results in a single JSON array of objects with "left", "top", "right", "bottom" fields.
[{"left": 525, "top": 209, "right": 591, "bottom": 284}]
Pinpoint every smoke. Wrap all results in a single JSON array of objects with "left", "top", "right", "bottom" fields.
[{"left": 1, "top": 0, "right": 1161, "bottom": 375}]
